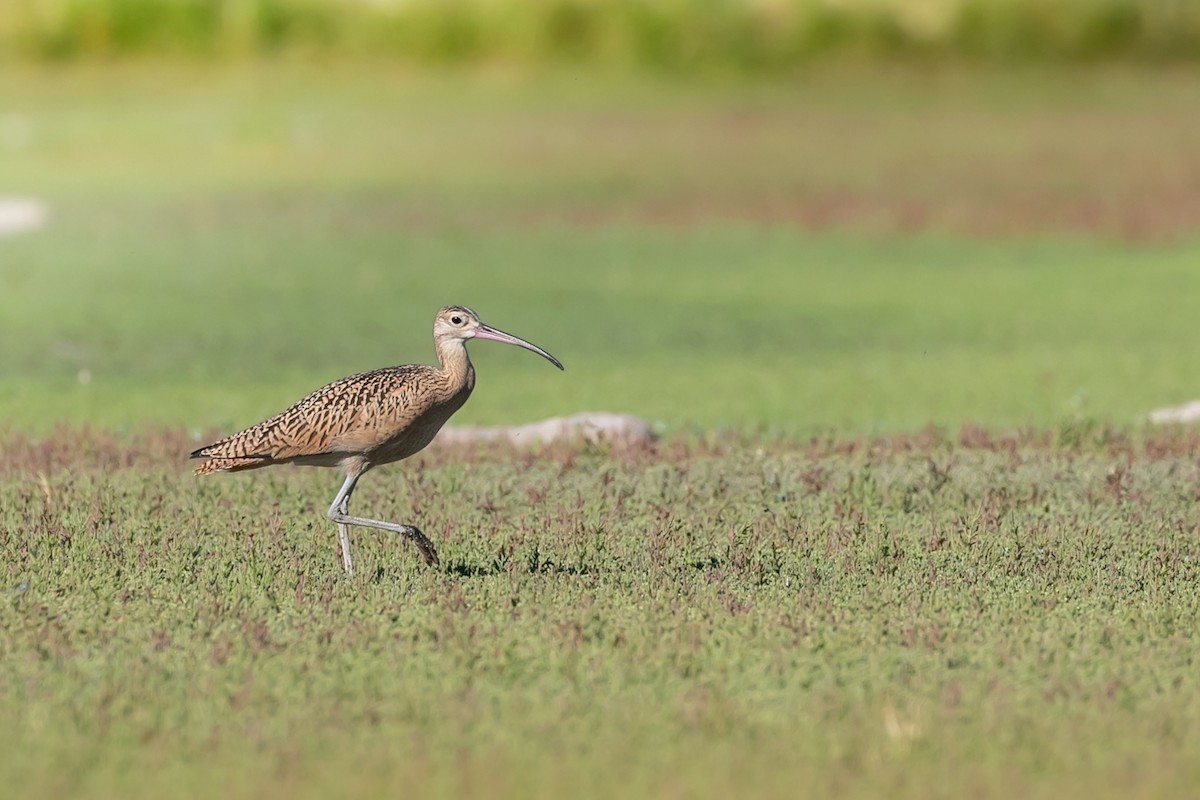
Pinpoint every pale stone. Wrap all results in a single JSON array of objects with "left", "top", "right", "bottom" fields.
[
  {"left": 437, "top": 412, "right": 656, "bottom": 447},
  {"left": 1149, "top": 400, "right": 1200, "bottom": 424},
  {"left": 0, "top": 198, "right": 47, "bottom": 236}
]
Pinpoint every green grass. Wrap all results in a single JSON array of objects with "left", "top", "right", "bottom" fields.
[
  {"left": 4, "top": 65, "right": 1200, "bottom": 436},
  {"left": 2, "top": 428, "right": 1199, "bottom": 798},
  {"left": 5, "top": 61, "right": 1200, "bottom": 800},
  {"left": 6, "top": 217, "right": 1200, "bottom": 435}
]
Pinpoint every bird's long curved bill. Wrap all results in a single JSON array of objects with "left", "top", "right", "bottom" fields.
[{"left": 474, "top": 324, "right": 564, "bottom": 370}]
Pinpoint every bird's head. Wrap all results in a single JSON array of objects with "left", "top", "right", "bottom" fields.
[{"left": 434, "top": 306, "right": 563, "bottom": 370}]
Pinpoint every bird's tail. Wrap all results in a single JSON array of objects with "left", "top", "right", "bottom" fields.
[
  {"left": 192, "top": 455, "right": 276, "bottom": 475},
  {"left": 190, "top": 438, "right": 276, "bottom": 475}
]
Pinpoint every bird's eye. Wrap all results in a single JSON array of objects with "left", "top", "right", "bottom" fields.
[{"left": 450, "top": 315, "right": 463, "bottom": 325}]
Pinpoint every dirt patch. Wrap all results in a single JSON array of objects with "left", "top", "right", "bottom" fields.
[
  {"left": 577, "top": 190, "right": 1200, "bottom": 241},
  {"left": 6, "top": 422, "right": 1200, "bottom": 480},
  {"left": 483, "top": 85, "right": 1200, "bottom": 241}
]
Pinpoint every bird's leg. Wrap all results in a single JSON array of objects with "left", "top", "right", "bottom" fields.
[
  {"left": 334, "top": 513, "right": 439, "bottom": 567},
  {"left": 338, "top": 523, "right": 354, "bottom": 575},
  {"left": 328, "top": 474, "right": 359, "bottom": 575},
  {"left": 328, "top": 475, "right": 361, "bottom": 574},
  {"left": 326, "top": 473, "right": 440, "bottom": 568}
]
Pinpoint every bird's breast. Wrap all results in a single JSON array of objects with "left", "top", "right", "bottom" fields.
[{"left": 368, "top": 380, "right": 473, "bottom": 464}]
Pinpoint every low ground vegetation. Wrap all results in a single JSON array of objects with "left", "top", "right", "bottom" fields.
[{"left": 2, "top": 427, "right": 1198, "bottom": 797}]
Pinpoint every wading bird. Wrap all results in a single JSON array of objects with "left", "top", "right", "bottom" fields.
[{"left": 190, "top": 306, "right": 563, "bottom": 573}]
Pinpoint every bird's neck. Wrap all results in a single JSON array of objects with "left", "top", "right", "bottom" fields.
[{"left": 435, "top": 337, "right": 476, "bottom": 393}]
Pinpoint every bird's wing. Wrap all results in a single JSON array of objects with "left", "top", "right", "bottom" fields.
[{"left": 190, "top": 365, "right": 438, "bottom": 466}]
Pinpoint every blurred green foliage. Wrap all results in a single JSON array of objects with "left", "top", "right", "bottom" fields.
[{"left": 2, "top": 0, "right": 1198, "bottom": 66}]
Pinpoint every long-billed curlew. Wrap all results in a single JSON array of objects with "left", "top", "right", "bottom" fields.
[{"left": 190, "top": 306, "right": 563, "bottom": 573}]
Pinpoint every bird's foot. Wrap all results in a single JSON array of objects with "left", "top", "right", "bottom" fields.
[{"left": 403, "top": 527, "right": 440, "bottom": 567}]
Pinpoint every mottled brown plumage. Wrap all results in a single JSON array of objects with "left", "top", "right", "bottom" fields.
[
  {"left": 190, "top": 306, "right": 563, "bottom": 573},
  {"left": 191, "top": 363, "right": 473, "bottom": 476}
]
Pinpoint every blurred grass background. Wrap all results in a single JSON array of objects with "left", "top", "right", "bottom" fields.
[
  {"left": 3, "top": 0, "right": 1199, "bottom": 66},
  {"left": 2, "top": 3, "right": 1200, "bottom": 437},
  {"left": 4, "top": 64, "right": 1200, "bottom": 435}
]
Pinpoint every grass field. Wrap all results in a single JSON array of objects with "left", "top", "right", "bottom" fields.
[
  {"left": 3, "top": 427, "right": 1200, "bottom": 798},
  {"left": 4, "top": 63, "right": 1200, "bottom": 797}
]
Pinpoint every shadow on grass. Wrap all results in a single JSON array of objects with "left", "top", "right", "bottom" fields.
[
  {"left": 437, "top": 555, "right": 725, "bottom": 578},
  {"left": 437, "top": 557, "right": 602, "bottom": 578}
]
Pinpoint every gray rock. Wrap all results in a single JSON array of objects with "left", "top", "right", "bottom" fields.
[{"left": 437, "top": 412, "right": 656, "bottom": 447}]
